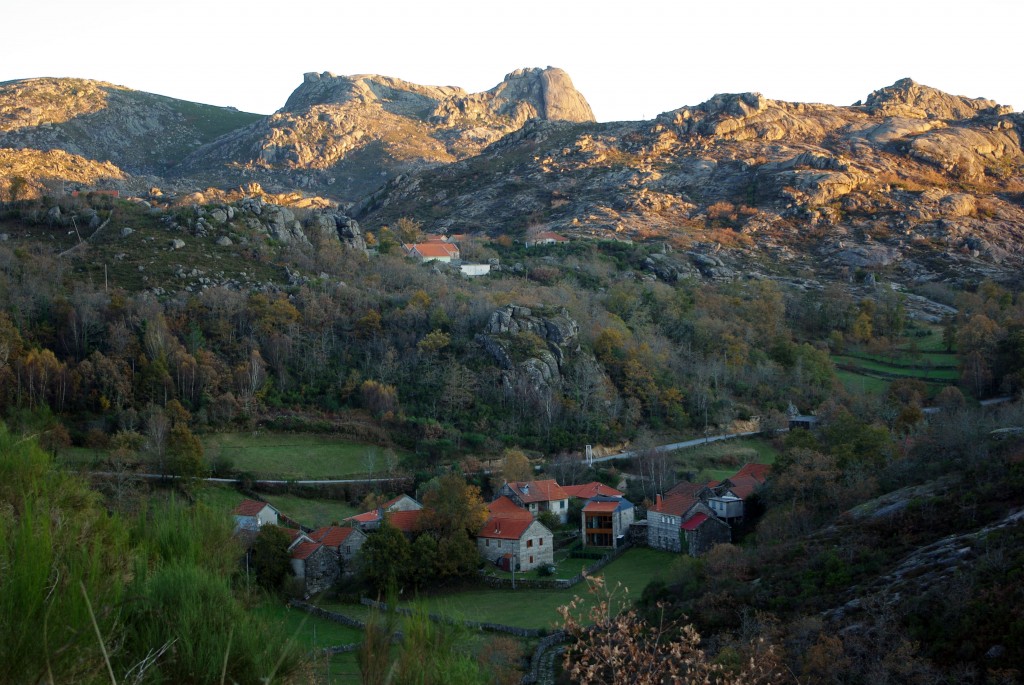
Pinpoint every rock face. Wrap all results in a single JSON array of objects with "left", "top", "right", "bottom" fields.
[
  {"left": 475, "top": 304, "right": 581, "bottom": 393},
  {"left": 357, "top": 77, "right": 1024, "bottom": 287},
  {"left": 178, "top": 67, "right": 595, "bottom": 199}
]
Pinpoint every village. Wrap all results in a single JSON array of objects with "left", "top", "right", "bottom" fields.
[{"left": 230, "top": 459, "right": 769, "bottom": 599}]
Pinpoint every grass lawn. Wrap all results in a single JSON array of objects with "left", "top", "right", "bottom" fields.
[
  {"left": 483, "top": 551, "right": 591, "bottom": 581},
  {"left": 260, "top": 493, "right": 360, "bottom": 528},
  {"left": 195, "top": 483, "right": 250, "bottom": 513},
  {"left": 836, "top": 369, "right": 891, "bottom": 395},
  {"left": 327, "top": 547, "right": 676, "bottom": 631},
  {"left": 203, "top": 432, "right": 404, "bottom": 479},
  {"left": 251, "top": 599, "right": 365, "bottom": 684}
]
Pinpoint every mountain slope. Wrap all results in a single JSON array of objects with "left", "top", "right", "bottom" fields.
[
  {"left": 354, "top": 79, "right": 1024, "bottom": 286},
  {"left": 175, "top": 67, "right": 596, "bottom": 198},
  {"left": 0, "top": 77, "right": 262, "bottom": 175}
]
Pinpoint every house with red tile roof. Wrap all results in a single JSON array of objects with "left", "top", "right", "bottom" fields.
[
  {"left": 497, "top": 479, "right": 570, "bottom": 524},
  {"left": 562, "top": 482, "right": 624, "bottom": 500},
  {"left": 289, "top": 540, "right": 339, "bottom": 596},
  {"left": 646, "top": 482, "right": 720, "bottom": 554},
  {"left": 581, "top": 496, "right": 635, "bottom": 549},
  {"left": 385, "top": 509, "right": 423, "bottom": 536},
  {"left": 310, "top": 525, "right": 367, "bottom": 567},
  {"left": 679, "top": 512, "right": 731, "bottom": 556},
  {"left": 476, "top": 515, "right": 553, "bottom": 572},
  {"left": 344, "top": 494, "right": 423, "bottom": 531},
  {"left": 487, "top": 495, "right": 534, "bottom": 520},
  {"left": 231, "top": 499, "right": 280, "bottom": 532},
  {"left": 524, "top": 231, "right": 569, "bottom": 247},
  {"left": 707, "top": 463, "right": 770, "bottom": 522},
  {"left": 403, "top": 242, "right": 460, "bottom": 263}
]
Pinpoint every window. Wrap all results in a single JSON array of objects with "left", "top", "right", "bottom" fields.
[
  {"left": 527, "top": 539, "right": 533, "bottom": 548},
  {"left": 529, "top": 555, "right": 534, "bottom": 564},
  {"left": 560, "top": 500, "right": 566, "bottom": 509},
  {"left": 539, "top": 538, "right": 544, "bottom": 546},
  {"left": 344, "top": 545, "right": 351, "bottom": 554},
  {"left": 485, "top": 539, "right": 490, "bottom": 547}
]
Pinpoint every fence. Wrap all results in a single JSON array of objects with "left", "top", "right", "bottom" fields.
[{"left": 359, "top": 598, "right": 545, "bottom": 638}]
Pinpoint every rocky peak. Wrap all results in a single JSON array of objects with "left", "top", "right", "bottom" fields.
[
  {"left": 488, "top": 67, "right": 595, "bottom": 123},
  {"left": 863, "top": 77, "right": 1008, "bottom": 120},
  {"left": 283, "top": 72, "right": 465, "bottom": 119}
]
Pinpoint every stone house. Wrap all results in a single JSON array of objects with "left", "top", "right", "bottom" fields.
[
  {"left": 311, "top": 525, "right": 367, "bottom": 570},
  {"left": 646, "top": 482, "right": 721, "bottom": 554},
  {"left": 232, "top": 499, "right": 280, "bottom": 532},
  {"left": 476, "top": 516, "right": 554, "bottom": 572},
  {"left": 289, "top": 540, "right": 340, "bottom": 596},
  {"left": 581, "top": 496, "right": 635, "bottom": 549},
  {"left": 680, "top": 512, "right": 732, "bottom": 556},
  {"left": 498, "top": 480, "right": 570, "bottom": 524}
]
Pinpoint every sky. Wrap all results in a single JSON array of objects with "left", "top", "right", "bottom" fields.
[{"left": 3, "top": 0, "right": 1021, "bottom": 122}]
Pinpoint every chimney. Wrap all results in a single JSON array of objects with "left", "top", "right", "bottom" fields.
[{"left": 656, "top": 494, "right": 662, "bottom": 508}]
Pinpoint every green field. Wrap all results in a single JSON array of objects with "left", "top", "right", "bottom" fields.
[
  {"left": 835, "top": 369, "right": 891, "bottom": 395},
  {"left": 260, "top": 493, "right": 360, "bottom": 528},
  {"left": 251, "top": 600, "right": 364, "bottom": 684},
  {"left": 669, "top": 437, "right": 778, "bottom": 482},
  {"left": 204, "top": 432, "right": 403, "bottom": 479},
  {"left": 834, "top": 355, "right": 958, "bottom": 380},
  {"left": 325, "top": 548, "right": 676, "bottom": 631},
  {"left": 899, "top": 326, "right": 950, "bottom": 353},
  {"left": 195, "top": 484, "right": 359, "bottom": 528}
]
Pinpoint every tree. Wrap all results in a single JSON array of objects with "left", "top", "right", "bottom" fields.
[
  {"left": 361, "top": 520, "right": 412, "bottom": 593},
  {"left": 420, "top": 473, "right": 489, "bottom": 539},
  {"left": 251, "top": 525, "right": 292, "bottom": 591},
  {"left": 7, "top": 175, "right": 28, "bottom": 202},
  {"left": 492, "top": 448, "right": 532, "bottom": 490}
]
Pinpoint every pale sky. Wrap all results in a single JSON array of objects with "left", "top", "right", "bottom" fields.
[{"left": 3, "top": 0, "right": 1021, "bottom": 122}]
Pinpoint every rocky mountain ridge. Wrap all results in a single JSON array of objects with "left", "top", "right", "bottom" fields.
[{"left": 2, "top": 72, "right": 1023, "bottom": 287}]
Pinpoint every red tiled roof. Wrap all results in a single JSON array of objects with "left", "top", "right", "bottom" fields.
[
  {"left": 562, "top": 482, "right": 623, "bottom": 499},
  {"left": 387, "top": 510, "right": 423, "bottom": 534},
  {"left": 232, "top": 499, "right": 270, "bottom": 516},
  {"left": 666, "top": 481, "right": 706, "bottom": 498},
  {"left": 584, "top": 500, "right": 620, "bottom": 513},
  {"left": 477, "top": 516, "right": 535, "bottom": 540},
  {"left": 650, "top": 488, "right": 704, "bottom": 518},
  {"left": 530, "top": 231, "right": 568, "bottom": 242},
  {"left": 409, "top": 243, "right": 459, "bottom": 258},
  {"left": 312, "top": 526, "right": 357, "bottom": 548},
  {"left": 681, "top": 513, "right": 709, "bottom": 531},
  {"left": 290, "top": 541, "right": 323, "bottom": 561},
  {"left": 488, "top": 496, "right": 533, "bottom": 519},
  {"left": 734, "top": 463, "right": 770, "bottom": 484},
  {"left": 507, "top": 479, "right": 568, "bottom": 504},
  {"left": 723, "top": 475, "right": 762, "bottom": 500},
  {"left": 346, "top": 510, "right": 381, "bottom": 524}
]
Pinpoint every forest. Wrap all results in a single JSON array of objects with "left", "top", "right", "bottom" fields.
[{"left": 2, "top": 192, "right": 1024, "bottom": 684}]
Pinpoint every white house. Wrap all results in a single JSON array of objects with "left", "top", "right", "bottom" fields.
[{"left": 232, "top": 499, "right": 280, "bottom": 532}]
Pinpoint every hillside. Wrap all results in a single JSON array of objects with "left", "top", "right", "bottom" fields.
[
  {"left": 0, "top": 77, "right": 262, "bottom": 176},
  {"left": 175, "top": 66, "right": 596, "bottom": 198},
  {"left": 355, "top": 79, "right": 1024, "bottom": 288}
]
